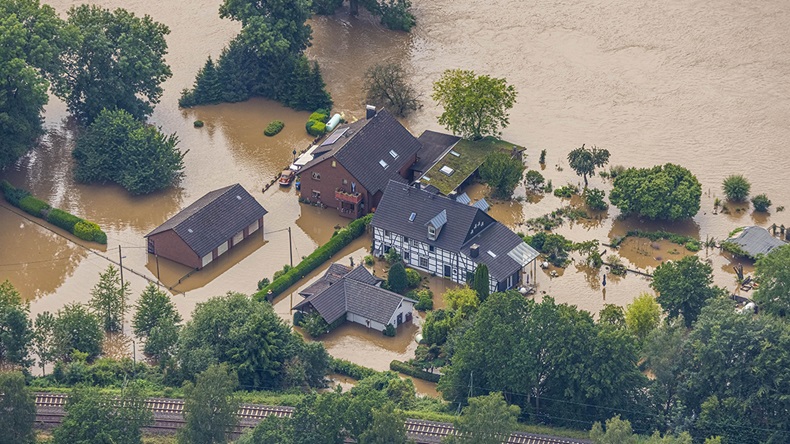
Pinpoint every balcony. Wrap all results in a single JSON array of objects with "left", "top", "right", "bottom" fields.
[{"left": 335, "top": 188, "right": 363, "bottom": 204}]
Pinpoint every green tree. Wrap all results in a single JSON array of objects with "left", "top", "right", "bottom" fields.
[
  {"left": 292, "top": 391, "right": 349, "bottom": 444},
  {"left": 0, "top": 0, "right": 64, "bottom": 168},
  {"left": 624, "top": 293, "right": 661, "bottom": 342},
  {"left": 432, "top": 69, "right": 517, "bottom": 140},
  {"left": 359, "top": 403, "right": 409, "bottom": 444},
  {"left": 590, "top": 415, "right": 638, "bottom": 444},
  {"left": 444, "top": 287, "right": 480, "bottom": 315},
  {"left": 753, "top": 244, "right": 790, "bottom": 317},
  {"left": 584, "top": 188, "right": 608, "bottom": 210},
  {"left": 478, "top": 151, "right": 525, "bottom": 199},
  {"left": 472, "top": 264, "right": 490, "bottom": 302},
  {"left": 178, "top": 292, "right": 321, "bottom": 389},
  {"left": 238, "top": 416, "right": 293, "bottom": 444},
  {"left": 444, "top": 392, "right": 520, "bottom": 444},
  {"left": 89, "top": 265, "right": 130, "bottom": 332},
  {"left": 722, "top": 174, "right": 750, "bottom": 202},
  {"left": 54, "top": 5, "right": 171, "bottom": 124},
  {"left": 53, "top": 303, "right": 103, "bottom": 361},
  {"left": 651, "top": 256, "right": 717, "bottom": 327},
  {"left": 365, "top": 63, "right": 420, "bottom": 117},
  {"left": 0, "top": 371, "right": 36, "bottom": 444},
  {"left": 387, "top": 262, "right": 408, "bottom": 294},
  {"left": 599, "top": 304, "right": 626, "bottom": 328},
  {"left": 53, "top": 382, "right": 153, "bottom": 444},
  {"left": 179, "top": 364, "right": 240, "bottom": 444},
  {"left": 0, "top": 280, "right": 33, "bottom": 367},
  {"left": 73, "top": 108, "right": 185, "bottom": 195},
  {"left": 641, "top": 320, "right": 688, "bottom": 432},
  {"left": 567, "top": 144, "right": 610, "bottom": 187},
  {"left": 524, "top": 170, "right": 545, "bottom": 192},
  {"left": 750, "top": 193, "right": 771, "bottom": 212},
  {"left": 33, "top": 311, "right": 56, "bottom": 375},
  {"left": 133, "top": 283, "right": 182, "bottom": 362},
  {"left": 609, "top": 164, "right": 701, "bottom": 221}
]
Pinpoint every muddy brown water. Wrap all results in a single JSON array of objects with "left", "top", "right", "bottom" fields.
[{"left": 2, "top": 0, "right": 789, "bottom": 392}]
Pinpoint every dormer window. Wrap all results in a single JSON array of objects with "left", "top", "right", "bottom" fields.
[{"left": 428, "top": 225, "right": 436, "bottom": 240}]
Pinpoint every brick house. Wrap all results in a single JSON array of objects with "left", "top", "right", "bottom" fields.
[
  {"left": 145, "top": 184, "right": 267, "bottom": 269},
  {"left": 298, "top": 107, "right": 431, "bottom": 218}
]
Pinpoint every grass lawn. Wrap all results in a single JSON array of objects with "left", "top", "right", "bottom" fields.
[{"left": 421, "top": 137, "right": 523, "bottom": 195}]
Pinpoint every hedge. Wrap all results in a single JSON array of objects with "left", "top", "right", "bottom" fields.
[
  {"left": 255, "top": 213, "right": 373, "bottom": 301},
  {"left": 264, "top": 120, "right": 284, "bottom": 136},
  {"left": 389, "top": 360, "right": 441, "bottom": 383},
  {"left": 329, "top": 358, "right": 378, "bottom": 380},
  {"left": 306, "top": 120, "right": 326, "bottom": 137},
  {"left": 308, "top": 111, "right": 329, "bottom": 123},
  {"left": 610, "top": 229, "right": 701, "bottom": 252},
  {"left": 1, "top": 181, "right": 107, "bottom": 244}
]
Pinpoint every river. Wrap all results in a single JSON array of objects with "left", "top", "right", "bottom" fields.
[{"left": 1, "top": 0, "right": 788, "bottom": 387}]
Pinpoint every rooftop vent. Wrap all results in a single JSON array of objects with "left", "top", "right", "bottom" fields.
[
  {"left": 449, "top": 150, "right": 460, "bottom": 157},
  {"left": 440, "top": 165, "right": 454, "bottom": 176},
  {"left": 236, "top": 195, "right": 242, "bottom": 200},
  {"left": 487, "top": 250, "right": 497, "bottom": 258},
  {"left": 379, "top": 159, "right": 389, "bottom": 169},
  {"left": 422, "top": 176, "right": 431, "bottom": 181},
  {"left": 187, "top": 229, "right": 194, "bottom": 233}
]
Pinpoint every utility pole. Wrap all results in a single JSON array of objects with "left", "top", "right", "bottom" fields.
[
  {"left": 118, "top": 245, "right": 124, "bottom": 289},
  {"left": 288, "top": 226, "right": 293, "bottom": 267},
  {"left": 155, "top": 254, "right": 161, "bottom": 288}
]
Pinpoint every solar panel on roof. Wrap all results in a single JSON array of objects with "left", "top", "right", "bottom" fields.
[{"left": 321, "top": 127, "right": 349, "bottom": 146}]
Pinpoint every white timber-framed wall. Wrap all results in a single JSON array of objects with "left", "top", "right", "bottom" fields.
[{"left": 373, "top": 227, "right": 507, "bottom": 293}]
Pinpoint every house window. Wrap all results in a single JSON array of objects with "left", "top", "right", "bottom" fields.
[
  {"left": 428, "top": 226, "right": 436, "bottom": 240},
  {"left": 403, "top": 251, "right": 410, "bottom": 260},
  {"left": 331, "top": 160, "right": 336, "bottom": 168},
  {"left": 419, "top": 256, "right": 428, "bottom": 268},
  {"left": 384, "top": 245, "right": 391, "bottom": 253},
  {"left": 429, "top": 245, "right": 435, "bottom": 253},
  {"left": 384, "top": 230, "right": 391, "bottom": 237},
  {"left": 410, "top": 239, "right": 419, "bottom": 248},
  {"left": 404, "top": 236, "right": 409, "bottom": 243},
  {"left": 311, "top": 172, "right": 321, "bottom": 180},
  {"left": 312, "top": 190, "right": 321, "bottom": 199}
]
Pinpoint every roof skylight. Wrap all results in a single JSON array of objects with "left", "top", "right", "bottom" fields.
[
  {"left": 379, "top": 159, "right": 389, "bottom": 169},
  {"left": 389, "top": 149, "right": 399, "bottom": 159}
]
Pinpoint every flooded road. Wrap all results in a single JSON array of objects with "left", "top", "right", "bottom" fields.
[{"left": 2, "top": 0, "right": 789, "bottom": 387}]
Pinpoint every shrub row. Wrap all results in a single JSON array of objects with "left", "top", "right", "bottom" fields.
[
  {"left": 329, "top": 358, "right": 379, "bottom": 380},
  {"left": 1, "top": 180, "right": 107, "bottom": 244},
  {"left": 610, "top": 229, "right": 701, "bottom": 252},
  {"left": 255, "top": 213, "right": 373, "bottom": 300},
  {"left": 264, "top": 120, "right": 284, "bottom": 136},
  {"left": 389, "top": 360, "right": 441, "bottom": 383}
]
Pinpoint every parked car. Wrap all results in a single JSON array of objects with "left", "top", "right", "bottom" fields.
[{"left": 279, "top": 170, "right": 296, "bottom": 187}]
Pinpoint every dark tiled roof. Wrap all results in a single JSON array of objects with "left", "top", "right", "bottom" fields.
[
  {"left": 372, "top": 181, "right": 537, "bottom": 280},
  {"left": 294, "top": 265, "right": 414, "bottom": 325},
  {"left": 413, "top": 130, "right": 460, "bottom": 174},
  {"left": 725, "top": 226, "right": 786, "bottom": 258},
  {"left": 299, "top": 263, "right": 352, "bottom": 298},
  {"left": 145, "top": 184, "right": 267, "bottom": 258},
  {"left": 299, "top": 110, "right": 421, "bottom": 195}
]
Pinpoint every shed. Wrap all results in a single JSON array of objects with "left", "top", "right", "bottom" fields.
[
  {"left": 145, "top": 184, "right": 267, "bottom": 269},
  {"left": 724, "top": 226, "right": 786, "bottom": 259}
]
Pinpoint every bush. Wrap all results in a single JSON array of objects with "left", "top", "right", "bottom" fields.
[
  {"left": 389, "top": 360, "right": 440, "bottom": 382},
  {"left": 264, "top": 120, "right": 284, "bottom": 137},
  {"left": 405, "top": 269, "right": 421, "bottom": 288},
  {"left": 306, "top": 120, "right": 326, "bottom": 137},
  {"left": 74, "top": 221, "right": 107, "bottom": 243},
  {"left": 308, "top": 112, "right": 329, "bottom": 123},
  {"left": 610, "top": 164, "right": 701, "bottom": 221},
  {"left": 539, "top": 149, "right": 547, "bottom": 164},
  {"left": 583, "top": 188, "right": 608, "bottom": 210},
  {"left": 387, "top": 262, "right": 409, "bottom": 294},
  {"left": 411, "top": 289, "right": 434, "bottom": 311},
  {"left": 19, "top": 195, "right": 50, "bottom": 217},
  {"left": 193, "top": 120, "right": 204, "bottom": 128},
  {"left": 751, "top": 194, "right": 771, "bottom": 212},
  {"left": 379, "top": 0, "right": 416, "bottom": 31},
  {"left": 46, "top": 208, "right": 83, "bottom": 232},
  {"left": 329, "top": 358, "right": 378, "bottom": 380},
  {"left": 524, "top": 170, "right": 545, "bottom": 191},
  {"left": 313, "top": 0, "right": 343, "bottom": 14},
  {"left": 723, "top": 174, "right": 751, "bottom": 202},
  {"left": 553, "top": 184, "right": 579, "bottom": 198},
  {"left": 257, "top": 278, "right": 270, "bottom": 291},
  {"left": 684, "top": 241, "right": 701, "bottom": 252},
  {"left": 364, "top": 255, "right": 375, "bottom": 266},
  {"left": 383, "top": 324, "right": 396, "bottom": 337},
  {"left": 301, "top": 311, "right": 330, "bottom": 338},
  {"left": 255, "top": 214, "right": 373, "bottom": 300}
]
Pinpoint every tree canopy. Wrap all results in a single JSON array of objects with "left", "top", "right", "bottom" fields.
[
  {"left": 53, "top": 303, "right": 103, "bottom": 361},
  {"left": 89, "top": 265, "right": 130, "bottom": 333},
  {"left": 179, "top": 364, "right": 240, "bottom": 444},
  {"left": 0, "top": 280, "right": 33, "bottom": 367},
  {"left": 444, "top": 392, "right": 520, "bottom": 444},
  {"left": 567, "top": 144, "right": 610, "bottom": 187},
  {"left": 478, "top": 151, "right": 525, "bottom": 199},
  {"left": 387, "top": 262, "right": 408, "bottom": 294},
  {"left": 624, "top": 293, "right": 661, "bottom": 343},
  {"left": 0, "top": 371, "right": 36, "bottom": 444},
  {"left": 54, "top": 5, "right": 171, "bottom": 124},
  {"left": 651, "top": 256, "right": 717, "bottom": 327},
  {"left": 72, "top": 108, "right": 185, "bottom": 195},
  {"left": 432, "top": 70, "right": 517, "bottom": 140},
  {"left": 133, "top": 283, "right": 182, "bottom": 363},
  {"left": 609, "top": 164, "right": 701, "bottom": 221},
  {"left": 364, "top": 63, "right": 421, "bottom": 117},
  {"left": 753, "top": 244, "right": 790, "bottom": 317},
  {"left": 472, "top": 264, "right": 490, "bottom": 302}
]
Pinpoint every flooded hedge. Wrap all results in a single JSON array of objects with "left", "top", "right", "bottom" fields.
[
  {"left": 254, "top": 213, "right": 373, "bottom": 301},
  {"left": 1, "top": 181, "right": 107, "bottom": 244}
]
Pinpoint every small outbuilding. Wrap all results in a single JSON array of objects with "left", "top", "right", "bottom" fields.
[
  {"left": 724, "top": 226, "right": 786, "bottom": 259},
  {"left": 145, "top": 184, "right": 267, "bottom": 269},
  {"left": 294, "top": 264, "right": 416, "bottom": 333}
]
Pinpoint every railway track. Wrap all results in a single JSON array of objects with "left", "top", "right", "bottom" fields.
[{"left": 34, "top": 393, "right": 589, "bottom": 444}]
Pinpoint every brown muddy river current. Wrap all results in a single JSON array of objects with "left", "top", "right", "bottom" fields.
[{"left": 2, "top": 0, "right": 789, "bottom": 389}]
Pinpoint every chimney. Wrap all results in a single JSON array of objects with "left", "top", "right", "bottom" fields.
[
  {"left": 470, "top": 244, "right": 479, "bottom": 258},
  {"left": 366, "top": 105, "right": 376, "bottom": 120}
]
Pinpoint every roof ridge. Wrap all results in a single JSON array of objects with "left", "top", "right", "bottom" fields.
[{"left": 172, "top": 183, "right": 239, "bottom": 231}]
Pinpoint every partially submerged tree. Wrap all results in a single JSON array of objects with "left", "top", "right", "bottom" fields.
[
  {"left": 524, "top": 170, "right": 545, "bottom": 192},
  {"left": 609, "top": 164, "right": 701, "bottom": 221},
  {"left": 432, "top": 69, "right": 517, "bottom": 140},
  {"left": 722, "top": 174, "right": 750, "bottom": 202},
  {"left": 478, "top": 151, "right": 525, "bottom": 199},
  {"left": 364, "top": 63, "right": 421, "bottom": 117},
  {"left": 567, "top": 144, "right": 610, "bottom": 187}
]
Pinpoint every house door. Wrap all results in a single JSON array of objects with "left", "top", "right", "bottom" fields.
[
  {"left": 443, "top": 265, "right": 451, "bottom": 277},
  {"left": 397, "top": 313, "right": 403, "bottom": 325}
]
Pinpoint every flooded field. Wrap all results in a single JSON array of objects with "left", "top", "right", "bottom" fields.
[{"left": 2, "top": 0, "right": 789, "bottom": 388}]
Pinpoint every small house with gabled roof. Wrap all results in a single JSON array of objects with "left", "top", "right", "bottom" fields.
[
  {"left": 293, "top": 264, "right": 416, "bottom": 333},
  {"left": 145, "top": 184, "right": 267, "bottom": 269},
  {"left": 371, "top": 181, "right": 539, "bottom": 293}
]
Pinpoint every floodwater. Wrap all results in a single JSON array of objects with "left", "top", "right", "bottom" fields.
[{"left": 2, "top": 0, "right": 789, "bottom": 389}]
